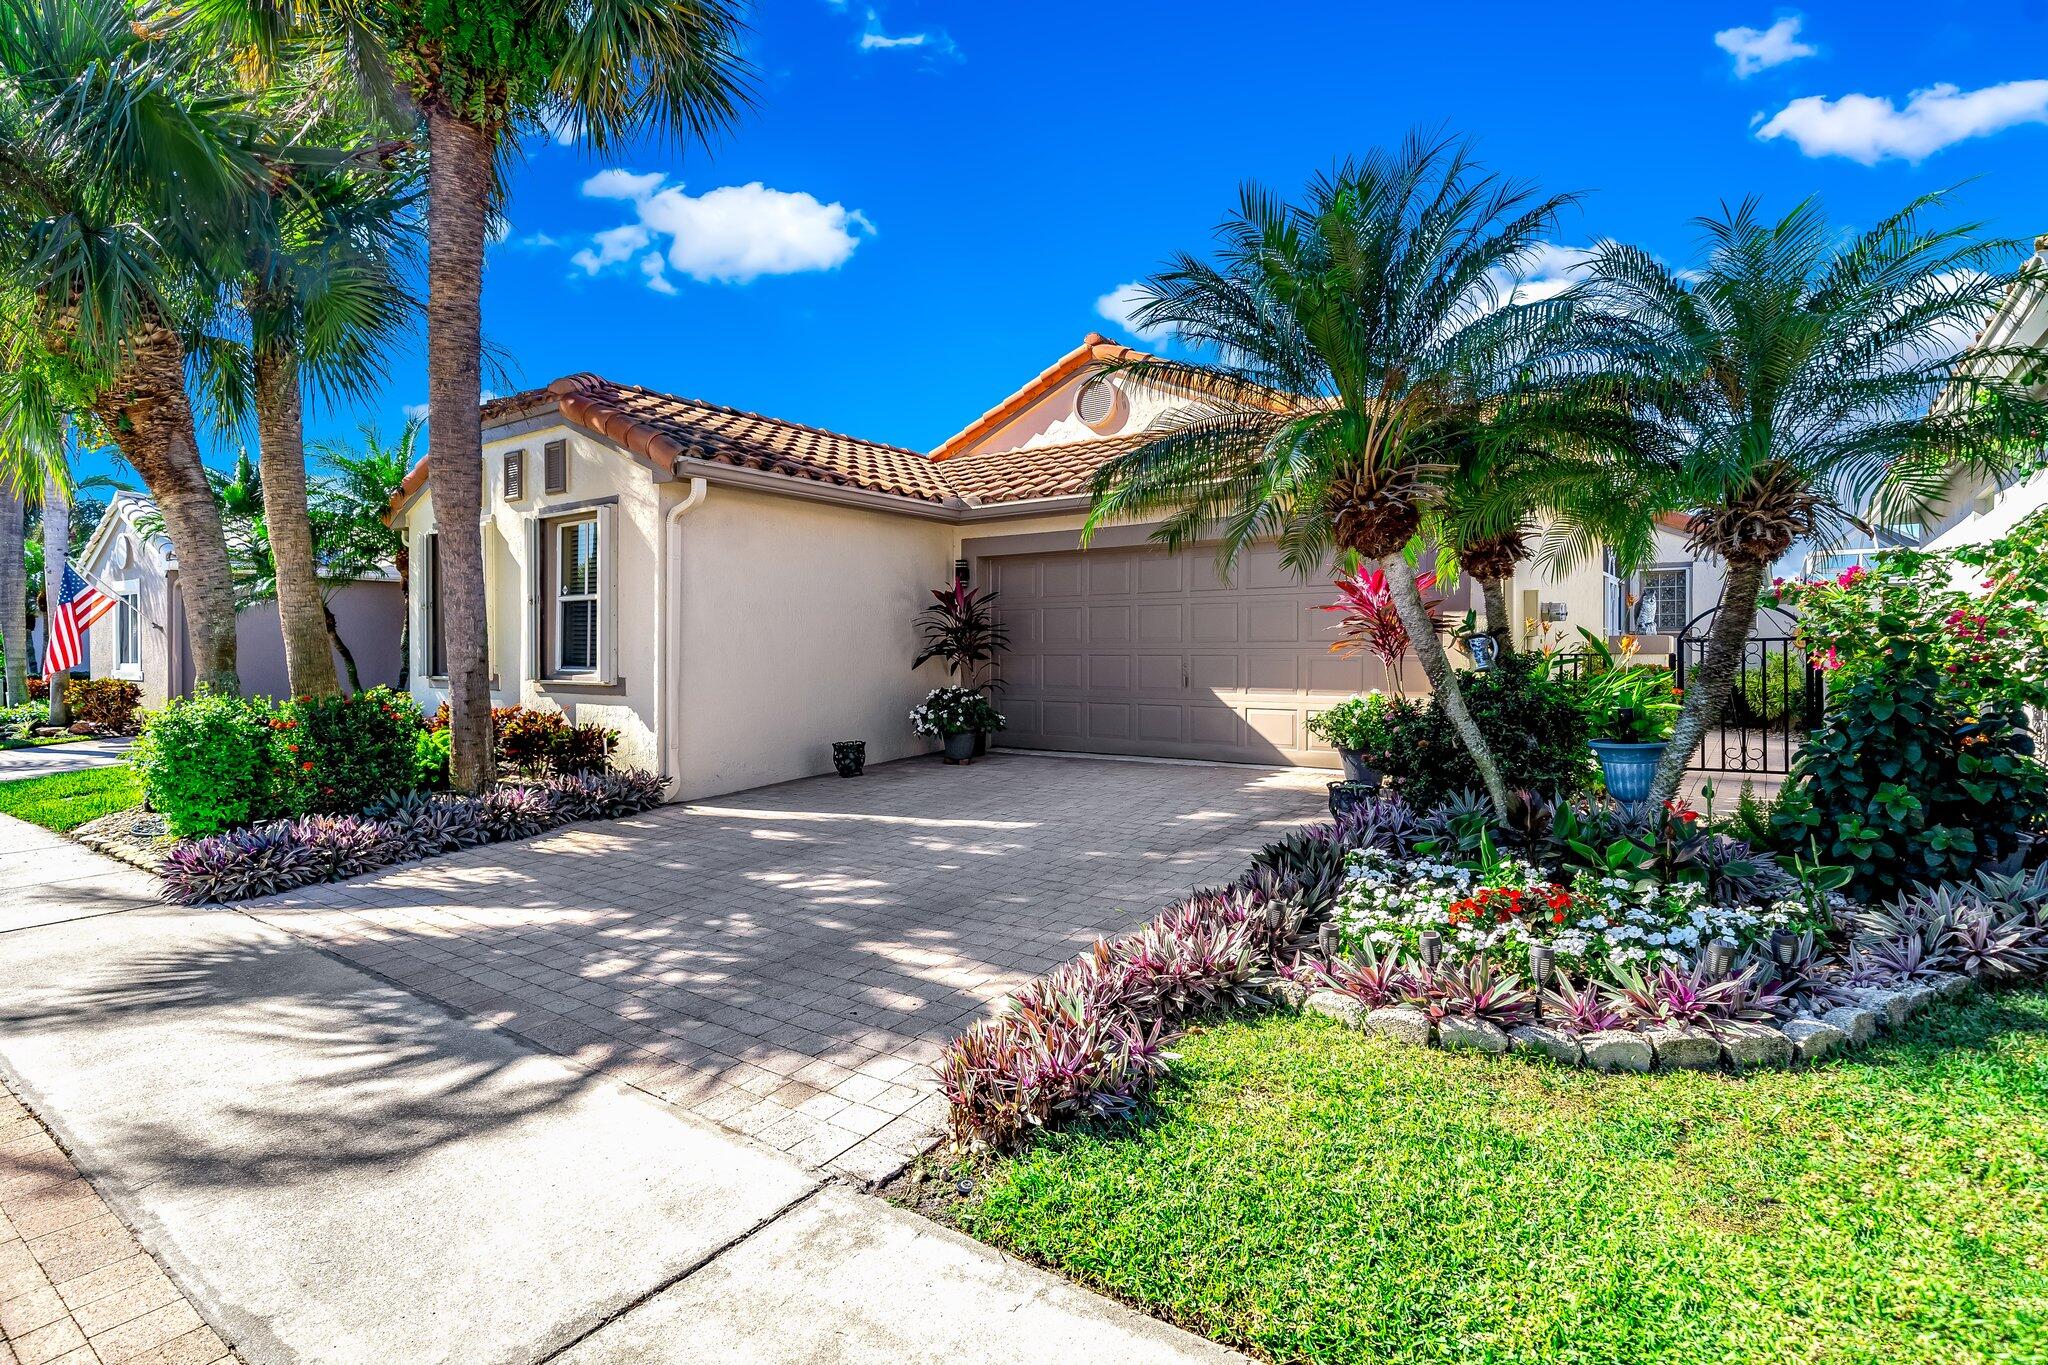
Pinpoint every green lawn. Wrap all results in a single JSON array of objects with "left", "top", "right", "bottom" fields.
[
  {"left": 944, "top": 995, "right": 2048, "bottom": 1365},
  {"left": 0, "top": 764, "right": 143, "bottom": 833},
  {"left": 0, "top": 733, "right": 91, "bottom": 751}
]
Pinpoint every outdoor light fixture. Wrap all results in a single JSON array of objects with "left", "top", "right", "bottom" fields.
[
  {"left": 1318, "top": 923, "right": 1337, "bottom": 959},
  {"left": 1527, "top": 943, "right": 1554, "bottom": 991},
  {"left": 1770, "top": 930, "right": 1800, "bottom": 969},
  {"left": 1703, "top": 939, "right": 1736, "bottom": 978},
  {"left": 1419, "top": 930, "right": 1443, "bottom": 969}
]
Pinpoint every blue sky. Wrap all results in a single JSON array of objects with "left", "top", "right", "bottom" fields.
[{"left": 132, "top": 1, "right": 2048, "bottom": 479}]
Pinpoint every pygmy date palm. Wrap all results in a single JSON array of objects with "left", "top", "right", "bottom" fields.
[
  {"left": 1083, "top": 132, "right": 1591, "bottom": 816},
  {"left": 1567, "top": 193, "right": 2048, "bottom": 805}
]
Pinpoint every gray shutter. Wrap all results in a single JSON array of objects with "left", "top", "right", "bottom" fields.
[
  {"left": 543, "top": 440, "right": 567, "bottom": 495},
  {"left": 503, "top": 450, "right": 524, "bottom": 501},
  {"left": 595, "top": 504, "right": 617, "bottom": 684},
  {"left": 525, "top": 516, "right": 544, "bottom": 680}
]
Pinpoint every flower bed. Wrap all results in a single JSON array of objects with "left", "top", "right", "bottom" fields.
[
  {"left": 939, "top": 788, "right": 2048, "bottom": 1152},
  {"left": 157, "top": 770, "right": 667, "bottom": 904}
]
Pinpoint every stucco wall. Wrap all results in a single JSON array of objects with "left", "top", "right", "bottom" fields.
[{"left": 670, "top": 484, "right": 956, "bottom": 799}]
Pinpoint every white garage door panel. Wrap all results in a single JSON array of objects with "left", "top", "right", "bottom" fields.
[{"left": 990, "top": 543, "right": 1434, "bottom": 767}]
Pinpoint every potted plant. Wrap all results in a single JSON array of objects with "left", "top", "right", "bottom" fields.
[
  {"left": 913, "top": 582, "right": 1010, "bottom": 755},
  {"left": 1307, "top": 694, "right": 1400, "bottom": 785},
  {"left": 1572, "top": 631, "right": 1681, "bottom": 802},
  {"left": 911, "top": 687, "right": 1005, "bottom": 764}
]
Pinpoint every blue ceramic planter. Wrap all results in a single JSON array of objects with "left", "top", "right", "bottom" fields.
[{"left": 1589, "top": 739, "right": 1668, "bottom": 803}]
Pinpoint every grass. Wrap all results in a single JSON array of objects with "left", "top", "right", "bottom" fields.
[
  {"left": 0, "top": 764, "right": 143, "bottom": 833},
  {"left": 0, "top": 733, "right": 90, "bottom": 751},
  {"left": 945, "top": 996, "right": 2048, "bottom": 1365}
]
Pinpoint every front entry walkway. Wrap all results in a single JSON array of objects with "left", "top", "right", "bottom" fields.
[{"left": 241, "top": 753, "right": 1327, "bottom": 1180}]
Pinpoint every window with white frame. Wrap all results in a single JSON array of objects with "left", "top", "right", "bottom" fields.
[
  {"left": 553, "top": 517, "right": 599, "bottom": 674},
  {"left": 1637, "top": 567, "right": 1690, "bottom": 634},
  {"left": 1601, "top": 549, "right": 1628, "bottom": 636},
  {"left": 114, "top": 589, "right": 141, "bottom": 673}
]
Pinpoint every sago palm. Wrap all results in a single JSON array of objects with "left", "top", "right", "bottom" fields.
[
  {"left": 202, "top": 0, "right": 753, "bottom": 789},
  {"left": 1083, "top": 133, "right": 1590, "bottom": 816},
  {"left": 0, "top": 0, "right": 258, "bottom": 692},
  {"left": 1568, "top": 193, "right": 2048, "bottom": 804}
]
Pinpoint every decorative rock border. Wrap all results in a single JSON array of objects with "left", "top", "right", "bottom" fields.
[{"left": 1283, "top": 971, "right": 1978, "bottom": 1072}]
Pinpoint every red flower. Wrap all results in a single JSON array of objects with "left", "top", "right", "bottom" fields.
[
  {"left": 301, "top": 761, "right": 314, "bottom": 772},
  {"left": 1552, "top": 910, "right": 1566, "bottom": 923}
]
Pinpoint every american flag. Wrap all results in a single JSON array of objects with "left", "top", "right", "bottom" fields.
[{"left": 43, "top": 563, "right": 116, "bottom": 676}]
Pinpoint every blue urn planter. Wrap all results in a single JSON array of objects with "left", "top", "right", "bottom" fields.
[{"left": 1589, "top": 739, "right": 1668, "bottom": 803}]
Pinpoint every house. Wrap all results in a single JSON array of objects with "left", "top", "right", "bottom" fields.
[
  {"left": 392, "top": 335, "right": 1733, "bottom": 799},
  {"left": 76, "top": 493, "right": 405, "bottom": 707},
  {"left": 1922, "top": 233, "right": 2048, "bottom": 552}
]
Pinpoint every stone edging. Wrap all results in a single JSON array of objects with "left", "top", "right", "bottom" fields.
[{"left": 1265, "top": 970, "right": 1977, "bottom": 1071}]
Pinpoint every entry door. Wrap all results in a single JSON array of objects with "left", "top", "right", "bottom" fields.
[{"left": 989, "top": 544, "right": 1404, "bottom": 767}]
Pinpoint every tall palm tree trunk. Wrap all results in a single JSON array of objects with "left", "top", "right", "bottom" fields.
[
  {"left": 253, "top": 346, "right": 340, "bottom": 697},
  {"left": 91, "top": 322, "right": 240, "bottom": 693},
  {"left": 0, "top": 487, "right": 25, "bottom": 707},
  {"left": 1648, "top": 558, "right": 1768, "bottom": 806},
  {"left": 41, "top": 472, "right": 69, "bottom": 726},
  {"left": 1384, "top": 554, "right": 1511, "bottom": 816},
  {"left": 426, "top": 108, "right": 495, "bottom": 792},
  {"left": 1480, "top": 577, "right": 1514, "bottom": 654}
]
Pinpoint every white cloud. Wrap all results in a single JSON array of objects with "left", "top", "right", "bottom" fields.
[
  {"left": 517, "top": 231, "right": 559, "bottom": 250},
  {"left": 1495, "top": 242, "right": 1596, "bottom": 305},
  {"left": 1094, "top": 281, "right": 1173, "bottom": 344},
  {"left": 1757, "top": 80, "right": 2048, "bottom": 163},
  {"left": 486, "top": 216, "right": 511, "bottom": 245},
  {"left": 641, "top": 254, "right": 678, "bottom": 296},
  {"left": 859, "top": 8, "right": 959, "bottom": 58},
  {"left": 570, "top": 223, "right": 652, "bottom": 275},
  {"left": 574, "top": 170, "right": 875, "bottom": 290},
  {"left": 404, "top": 402, "right": 429, "bottom": 423},
  {"left": 582, "top": 168, "right": 668, "bottom": 202},
  {"left": 1714, "top": 16, "right": 1816, "bottom": 79}
]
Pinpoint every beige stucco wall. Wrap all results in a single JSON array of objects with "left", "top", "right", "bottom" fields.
[
  {"left": 670, "top": 485, "right": 956, "bottom": 799},
  {"left": 395, "top": 424, "right": 962, "bottom": 799}
]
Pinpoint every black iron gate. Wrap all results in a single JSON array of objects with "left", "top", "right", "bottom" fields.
[{"left": 1672, "top": 605, "right": 1824, "bottom": 777}]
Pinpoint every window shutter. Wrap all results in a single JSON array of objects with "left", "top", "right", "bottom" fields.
[
  {"left": 543, "top": 440, "right": 567, "bottom": 495},
  {"left": 414, "top": 533, "right": 434, "bottom": 677},
  {"left": 524, "top": 517, "right": 543, "bottom": 681},
  {"left": 595, "top": 504, "right": 617, "bottom": 684},
  {"left": 502, "top": 450, "right": 524, "bottom": 501}
]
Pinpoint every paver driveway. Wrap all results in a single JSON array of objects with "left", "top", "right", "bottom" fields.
[{"left": 243, "top": 752, "right": 1327, "bottom": 1181}]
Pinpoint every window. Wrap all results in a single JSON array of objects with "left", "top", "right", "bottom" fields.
[
  {"left": 114, "top": 590, "right": 140, "bottom": 673},
  {"left": 553, "top": 518, "right": 598, "bottom": 674},
  {"left": 1601, "top": 549, "right": 1628, "bottom": 636},
  {"left": 1638, "top": 567, "right": 1690, "bottom": 634},
  {"left": 427, "top": 533, "right": 447, "bottom": 677},
  {"left": 503, "top": 450, "right": 525, "bottom": 501}
]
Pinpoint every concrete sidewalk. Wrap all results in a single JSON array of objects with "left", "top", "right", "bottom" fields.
[
  {"left": 0, "top": 817, "right": 1243, "bottom": 1364},
  {"left": 0, "top": 737, "right": 132, "bottom": 780}
]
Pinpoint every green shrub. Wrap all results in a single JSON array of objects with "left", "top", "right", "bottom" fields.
[
  {"left": 277, "top": 687, "right": 424, "bottom": 814},
  {"left": 1306, "top": 694, "right": 1401, "bottom": 756},
  {"left": 413, "top": 727, "right": 451, "bottom": 789},
  {"left": 1733, "top": 663, "right": 1805, "bottom": 725},
  {"left": 63, "top": 678, "right": 142, "bottom": 731},
  {"left": 133, "top": 690, "right": 296, "bottom": 837},
  {"left": 1383, "top": 652, "right": 1595, "bottom": 808}
]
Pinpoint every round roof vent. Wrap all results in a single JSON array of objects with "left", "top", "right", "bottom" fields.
[{"left": 1074, "top": 376, "right": 1127, "bottom": 433}]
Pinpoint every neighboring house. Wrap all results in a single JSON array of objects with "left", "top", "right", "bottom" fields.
[
  {"left": 390, "top": 335, "right": 1753, "bottom": 798},
  {"left": 1922, "top": 233, "right": 2048, "bottom": 552},
  {"left": 76, "top": 493, "right": 405, "bottom": 707}
]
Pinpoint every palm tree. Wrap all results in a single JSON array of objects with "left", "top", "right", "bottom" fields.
[
  {"left": 202, "top": 0, "right": 753, "bottom": 790},
  {"left": 0, "top": 483, "right": 23, "bottom": 706},
  {"left": 218, "top": 104, "right": 418, "bottom": 698},
  {"left": 1082, "top": 133, "right": 1589, "bottom": 816},
  {"left": 0, "top": 0, "right": 258, "bottom": 693},
  {"left": 1570, "top": 194, "right": 2048, "bottom": 805},
  {"left": 313, "top": 418, "right": 418, "bottom": 687}
]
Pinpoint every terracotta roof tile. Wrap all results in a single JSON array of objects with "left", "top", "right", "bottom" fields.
[
  {"left": 935, "top": 433, "right": 1153, "bottom": 505},
  {"left": 389, "top": 372, "right": 1156, "bottom": 519}
]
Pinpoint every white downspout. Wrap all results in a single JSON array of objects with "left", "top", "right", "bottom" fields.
[{"left": 654, "top": 477, "right": 709, "bottom": 797}]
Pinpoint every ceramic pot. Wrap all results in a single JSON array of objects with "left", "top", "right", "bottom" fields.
[
  {"left": 943, "top": 731, "right": 977, "bottom": 764},
  {"left": 832, "top": 741, "right": 866, "bottom": 777},
  {"left": 1589, "top": 739, "right": 1668, "bottom": 803}
]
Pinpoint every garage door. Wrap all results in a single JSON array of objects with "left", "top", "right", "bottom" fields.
[{"left": 988, "top": 543, "right": 1447, "bottom": 767}]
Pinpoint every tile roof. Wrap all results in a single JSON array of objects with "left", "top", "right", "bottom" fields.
[
  {"left": 393, "top": 372, "right": 1146, "bottom": 518},
  {"left": 935, "top": 433, "right": 1154, "bottom": 505}
]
